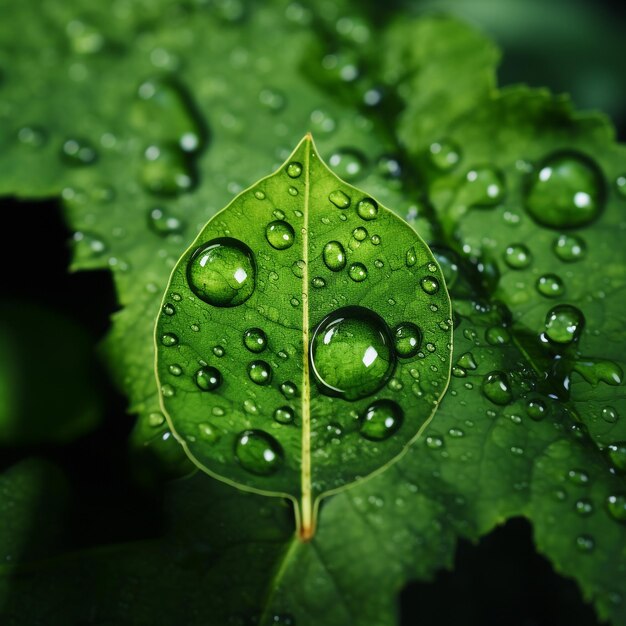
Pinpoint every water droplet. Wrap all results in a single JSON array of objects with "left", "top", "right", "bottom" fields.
[
  {"left": 377, "top": 154, "right": 402, "bottom": 178},
  {"left": 321, "top": 240, "right": 346, "bottom": 272},
  {"left": 61, "top": 138, "right": 97, "bottom": 165},
  {"left": 281, "top": 381, "right": 297, "bottom": 399},
  {"left": 573, "top": 359, "right": 623, "bottom": 386},
  {"left": 393, "top": 323, "right": 422, "bottom": 358},
  {"left": 141, "top": 144, "right": 194, "bottom": 195},
  {"left": 248, "top": 360, "right": 272, "bottom": 385},
  {"left": 310, "top": 306, "right": 395, "bottom": 401},
  {"left": 359, "top": 400, "right": 403, "bottom": 441},
  {"left": 356, "top": 197, "right": 378, "bottom": 221},
  {"left": 148, "top": 207, "right": 185, "bottom": 236},
  {"left": 526, "top": 398, "right": 547, "bottom": 420},
  {"left": 457, "top": 352, "right": 477, "bottom": 370},
  {"left": 195, "top": 366, "right": 222, "bottom": 391},
  {"left": 602, "top": 406, "right": 619, "bottom": 423},
  {"left": 426, "top": 435, "right": 444, "bottom": 449},
  {"left": 567, "top": 468, "right": 589, "bottom": 485},
  {"left": 482, "top": 371, "right": 512, "bottom": 405},
  {"left": 274, "top": 406, "right": 295, "bottom": 425},
  {"left": 161, "top": 384, "right": 175, "bottom": 397},
  {"left": 485, "top": 327, "right": 511, "bottom": 345},
  {"left": 575, "top": 498, "right": 594, "bottom": 516},
  {"left": 553, "top": 234, "right": 586, "bottom": 262},
  {"left": 17, "top": 125, "right": 47, "bottom": 147},
  {"left": 406, "top": 247, "right": 417, "bottom": 267},
  {"left": 544, "top": 304, "right": 584, "bottom": 344},
  {"left": 161, "top": 333, "right": 179, "bottom": 347},
  {"left": 255, "top": 189, "right": 266, "bottom": 200},
  {"left": 286, "top": 161, "right": 302, "bottom": 178},
  {"left": 606, "top": 494, "right": 626, "bottom": 522},
  {"left": 352, "top": 227, "right": 368, "bottom": 242},
  {"left": 348, "top": 262, "right": 367, "bottom": 282},
  {"left": 536, "top": 273, "right": 565, "bottom": 298},
  {"left": 428, "top": 139, "right": 461, "bottom": 171},
  {"left": 462, "top": 167, "right": 506, "bottom": 208},
  {"left": 134, "top": 77, "right": 204, "bottom": 152},
  {"left": 259, "top": 87, "right": 286, "bottom": 112},
  {"left": 243, "top": 328, "right": 267, "bottom": 353},
  {"left": 168, "top": 364, "right": 182, "bottom": 376},
  {"left": 504, "top": 243, "right": 532, "bottom": 269},
  {"left": 291, "top": 259, "right": 305, "bottom": 278},
  {"left": 420, "top": 276, "right": 439, "bottom": 295},
  {"left": 329, "top": 190, "right": 351, "bottom": 209},
  {"left": 312, "top": 277, "right": 326, "bottom": 288},
  {"left": 265, "top": 220, "right": 295, "bottom": 250},
  {"left": 329, "top": 148, "right": 366, "bottom": 181},
  {"left": 616, "top": 174, "right": 626, "bottom": 198},
  {"left": 289, "top": 187, "right": 298, "bottom": 197},
  {"left": 148, "top": 412, "right": 165, "bottom": 427},
  {"left": 575, "top": 534, "right": 595, "bottom": 552},
  {"left": 187, "top": 237, "right": 256, "bottom": 307},
  {"left": 235, "top": 430, "right": 283, "bottom": 475},
  {"left": 213, "top": 345, "right": 225, "bottom": 357},
  {"left": 524, "top": 151, "right": 605, "bottom": 228},
  {"left": 607, "top": 441, "right": 626, "bottom": 471},
  {"left": 198, "top": 422, "right": 220, "bottom": 443}
]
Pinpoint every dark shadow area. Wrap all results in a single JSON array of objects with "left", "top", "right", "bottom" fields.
[{"left": 400, "top": 517, "right": 602, "bottom": 626}]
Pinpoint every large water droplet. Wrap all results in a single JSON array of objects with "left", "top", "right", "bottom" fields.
[
  {"left": 248, "top": 360, "right": 272, "bottom": 385},
  {"left": 482, "top": 371, "right": 512, "bottom": 405},
  {"left": 393, "top": 323, "right": 422, "bottom": 358},
  {"left": 187, "top": 237, "right": 256, "bottom": 307},
  {"left": 544, "top": 304, "right": 584, "bottom": 344},
  {"left": 329, "top": 148, "right": 367, "bottom": 181},
  {"left": 235, "top": 430, "right": 283, "bottom": 475},
  {"left": 359, "top": 399, "right": 403, "bottom": 441},
  {"left": 524, "top": 152, "right": 605, "bottom": 228},
  {"left": 195, "top": 366, "right": 222, "bottom": 391},
  {"left": 323, "top": 241, "right": 346, "bottom": 272},
  {"left": 243, "top": 328, "right": 267, "bottom": 353},
  {"left": 310, "top": 306, "right": 395, "bottom": 401},
  {"left": 356, "top": 197, "right": 378, "bottom": 221},
  {"left": 265, "top": 220, "right": 295, "bottom": 250},
  {"left": 553, "top": 234, "right": 586, "bottom": 262}
]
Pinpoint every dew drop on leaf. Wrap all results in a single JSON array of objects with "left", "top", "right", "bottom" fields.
[
  {"left": 280, "top": 381, "right": 297, "bottom": 399},
  {"left": 348, "top": 262, "right": 367, "bottom": 282},
  {"left": 148, "top": 207, "right": 185, "bottom": 236},
  {"left": 352, "top": 227, "right": 368, "bottom": 242},
  {"left": 286, "top": 161, "right": 302, "bottom": 178},
  {"left": 575, "top": 534, "right": 595, "bottom": 552},
  {"left": 575, "top": 498, "right": 594, "bottom": 516},
  {"left": 567, "top": 468, "right": 590, "bottom": 486},
  {"left": 481, "top": 371, "right": 512, "bottom": 405},
  {"left": 310, "top": 306, "right": 395, "bottom": 401},
  {"left": 328, "top": 189, "right": 351, "bottom": 209},
  {"left": 393, "top": 322, "right": 422, "bottom": 358},
  {"left": 462, "top": 166, "right": 505, "bottom": 208},
  {"left": 616, "top": 174, "right": 626, "bottom": 198},
  {"left": 328, "top": 148, "right": 367, "bottom": 181},
  {"left": 161, "top": 332, "right": 179, "bottom": 347},
  {"left": 428, "top": 139, "right": 461, "bottom": 171},
  {"left": 195, "top": 366, "right": 222, "bottom": 391},
  {"left": 356, "top": 197, "right": 378, "bottom": 221},
  {"left": 141, "top": 144, "right": 195, "bottom": 195},
  {"left": 536, "top": 273, "right": 565, "bottom": 297},
  {"left": 265, "top": 220, "right": 295, "bottom": 250},
  {"left": 243, "top": 328, "right": 267, "bottom": 353},
  {"left": 198, "top": 422, "right": 220, "bottom": 443},
  {"left": 61, "top": 137, "right": 98, "bottom": 165},
  {"left": 607, "top": 441, "right": 626, "bottom": 471},
  {"left": 606, "top": 494, "right": 626, "bottom": 523},
  {"left": 526, "top": 398, "right": 547, "bottom": 420},
  {"left": 504, "top": 243, "right": 532, "bottom": 269},
  {"left": 274, "top": 406, "right": 295, "bottom": 425},
  {"left": 420, "top": 276, "right": 440, "bottom": 295},
  {"left": 248, "top": 360, "right": 272, "bottom": 385},
  {"left": 553, "top": 234, "right": 587, "bottom": 262},
  {"left": 235, "top": 430, "right": 283, "bottom": 475},
  {"left": 524, "top": 152, "right": 605, "bottom": 228},
  {"left": 187, "top": 237, "right": 256, "bottom": 307},
  {"left": 359, "top": 400, "right": 403, "bottom": 441},
  {"left": 323, "top": 240, "right": 346, "bottom": 272},
  {"left": 544, "top": 304, "right": 584, "bottom": 345},
  {"left": 602, "top": 406, "right": 619, "bottom": 424}
]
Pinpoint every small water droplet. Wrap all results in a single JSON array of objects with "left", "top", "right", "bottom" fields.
[
  {"left": 482, "top": 371, "right": 512, "bottom": 405},
  {"left": 187, "top": 237, "right": 256, "bottom": 307},
  {"left": 356, "top": 197, "right": 378, "bottom": 221},
  {"left": 265, "top": 220, "right": 295, "bottom": 250},
  {"left": 352, "top": 227, "right": 368, "bottom": 241},
  {"left": 602, "top": 406, "right": 619, "bottom": 424},
  {"left": 504, "top": 243, "right": 532, "bottom": 269},
  {"left": 553, "top": 234, "right": 586, "bottom": 262},
  {"left": 485, "top": 327, "right": 511, "bottom": 345},
  {"left": 195, "top": 366, "right": 222, "bottom": 391},
  {"left": 148, "top": 207, "right": 185, "bottom": 236},
  {"left": 607, "top": 441, "right": 626, "bottom": 471},
  {"left": 329, "top": 190, "right": 351, "bottom": 209},
  {"left": 281, "top": 381, "right": 297, "bottom": 399},
  {"left": 428, "top": 139, "right": 461, "bottom": 171},
  {"left": 457, "top": 352, "right": 477, "bottom": 370},
  {"left": 544, "top": 304, "right": 584, "bottom": 344},
  {"left": 286, "top": 161, "right": 302, "bottom": 178},
  {"left": 573, "top": 359, "right": 623, "bottom": 386},
  {"left": 213, "top": 345, "right": 225, "bottom": 357},
  {"left": 359, "top": 400, "right": 403, "bottom": 441},
  {"left": 462, "top": 167, "right": 506, "bottom": 208},
  {"left": 575, "top": 498, "right": 594, "bottom": 516},
  {"left": 141, "top": 144, "right": 195, "bottom": 195},
  {"left": 567, "top": 468, "right": 589, "bottom": 486},
  {"left": 606, "top": 494, "right": 626, "bottom": 522},
  {"left": 248, "top": 360, "right": 272, "bottom": 385},
  {"left": 243, "top": 328, "right": 267, "bottom": 353},
  {"left": 259, "top": 87, "right": 286, "bottom": 112},
  {"left": 62, "top": 138, "right": 97, "bottom": 165},
  {"left": 235, "top": 430, "right": 283, "bottom": 475},
  {"left": 291, "top": 259, "right": 305, "bottom": 278},
  {"left": 17, "top": 125, "right": 47, "bottom": 147},
  {"left": 310, "top": 306, "right": 395, "bottom": 401},
  {"left": 254, "top": 189, "right": 266, "bottom": 200},
  {"left": 161, "top": 332, "right": 179, "bottom": 347},
  {"left": 148, "top": 412, "right": 165, "bottom": 427},
  {"left": 426, "top": 435, "right": 444, "bottom": 449},
  {"left": 406, "top": 247, "right": 417, "bottom": 267},
  {"left": 616, "top": 174, "right": 626, "bottom": 198},
  {"left": 312, "top": 277, "right": 326, "bottom": 288},
  {"left": 348, "top": 262, "right": 367, "bottom": 282},
  {"left": 161, "top": 384, "right": 175, "bottom": 397},
  {"left": 420, "top": 276, "right": 439, "bottom": 295},
  {"left": 329, "top": 148, "right": 367, "bottom": 181},
  {"left": 393, "top": 323, "right": 422, "bottom": 358},
  {"left": 526, "top": 398, "right": 547, "bottom": 420},
  {"left": 198, "top": 422, "right": 220, "bottom": 443},
  {"left": 536, "top": 273, "right": 565, "bottom": 297},
  {"left": 168, "top": 364, "right": 182, "bottom": 376},
  {"left": 575, "top": 534, "right": 595, "bottom": 552},
  {"left": 323, "top": 241, "right": 346, "bottom": 272},
  {"left": 274, "top": 406, "right": 295, "bottom": 425},
  {"left": 524, "top": 151, "right": 605, "bottom": 228}
]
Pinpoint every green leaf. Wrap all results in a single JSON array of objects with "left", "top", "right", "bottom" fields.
[{"left": 155, "top": 135, "right": 452, "bottom": 537}]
